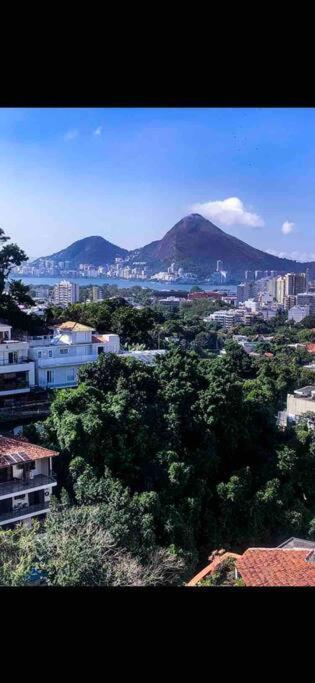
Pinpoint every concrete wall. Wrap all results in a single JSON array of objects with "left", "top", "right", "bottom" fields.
[{"left": 287, "top": 393, "right": 315, "bottom": 418}]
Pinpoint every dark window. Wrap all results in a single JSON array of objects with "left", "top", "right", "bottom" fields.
[{"left": 0, "top": 371, "right": 29, "bottom": 392}]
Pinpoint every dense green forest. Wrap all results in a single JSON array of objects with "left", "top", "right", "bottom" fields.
[{"left": 10, "top": 340, "right": 315, "bottom": 586}]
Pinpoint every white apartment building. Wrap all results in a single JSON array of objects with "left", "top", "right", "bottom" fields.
[
  {"left": 244, "top": 298, "right": 260, "bottom": 313},
  {"left": 0, "top": 435, "right": 58, "bottom": 528},
  {"left": 0, "top": 324, "right": 35, "bottom": 399},
  {"left": 288, "top": 305, "right": 310, "bottom": 323},
  {"left": 53, "top": 280, "right": 80, "bottom": 306},
  {"left": 204, "top": 309, "right": 253, "bottom": 329},
  {"left": 28, "top": 321, "right": 120, "bottom": 389}
]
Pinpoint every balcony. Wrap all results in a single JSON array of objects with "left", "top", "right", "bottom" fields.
[
  {"left": 37, "top": 354, "right": 98, "bottom": 368},
  {"left": 0, "top": 474, "right": 57, "bottom": 500},
  {"left": 0, "top": 357, "right": 31, "bottom": 366},
  {"left": 0, "top": 501, "right": 50, "bottom": 525}
]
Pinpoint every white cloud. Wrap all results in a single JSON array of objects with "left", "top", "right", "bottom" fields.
[
  {"left": 266, "top": 249, "right": 315, "bottom": 262},
  {"left": 64, "top": 129, "right": 79, "bottom": 141},
  {"left": 93, "top": 126, "right": 102, "bottom": 136},
  {"left": 281, "top": 220, "right": 295, "bottom": 235},
  {"left": 191, "top": 196, "right": 264, "bottom": 228}
]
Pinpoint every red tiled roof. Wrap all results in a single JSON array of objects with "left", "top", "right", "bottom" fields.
[
  {"left": 236, "top": 548, "right": 315, "bottom": 586},
  {"left": 56, "top": 321, "right": 94, "bottom": 332},
  {"left": 0, "top": 435, "right": 59, "bottom": 469},
  {"left": 306, "top": 343, "right": 315, "bottom": 354},
  {"left": 187, "top": 553, "right": 241, "bottom": 586}
]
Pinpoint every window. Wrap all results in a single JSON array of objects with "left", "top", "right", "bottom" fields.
[
  {"left": 87, "top": 345, "right": 93, "bottom": 355},
  {"left": 48, "top": 350, "right": 53, "bottom": 357},
  {"left": 8, "top": 352, "right": 18, "bottom": 364},
  {"left": 66, "top": 369, "right": 75, "bottom": 382},
  {"left": 47, "top": 370, "right": 54, "bottom": 384},
  {"left": 60, "top": 348, "right": 68, "bottom": 355},
  {"left": 0, "top": 371, "right": 29, "bottom": 392},
  {"left": 14, "top": 494, "right": 26, "bottom": 500},
  {"left": 37, "top": 351, "right": 42, "bottom": 359}
]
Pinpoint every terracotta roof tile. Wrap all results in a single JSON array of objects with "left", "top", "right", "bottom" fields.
[
  {"left": 306, "top": 343, "right": 315, "bottom": 354},
  {"left": 236, "top": 548, "right": 315, "bottom": 586},
  {"left": 187, "top": 553, "right": 241, "bottom": 586},
  {"left": 57, "top": 321, "right": 94, "bottom": 332},
  {"left": 0, "top": 435, "right": 59, "bottom": 469}
]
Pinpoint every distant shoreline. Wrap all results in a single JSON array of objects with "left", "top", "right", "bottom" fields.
[{"left": 11, "top": 274, "right": 237, "bottom": 294}]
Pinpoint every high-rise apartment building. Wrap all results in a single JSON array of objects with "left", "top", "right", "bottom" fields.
[
  {"left": 267, "top": 277, "right": 277, "bottom": 300},
  {"left": 53, "top": 281, "right": 80, "bottom": 306},
  {"left": 92, "top": 286, "right": 104, "bottom": 302},
  {"left": 284, "top": 295, "right": 297, "bottom": 310},
  {"left": 237, "top": 282, "right": 254, "bottom": 304},
  {"left": 275, "top": 276, "right": 286, "bottom": 304},
  {"left": 216, "top": 260, "right": 224, "bottom": 272},
  {"left": 285, "top": 272, "right": 307, "bottom": 296}
]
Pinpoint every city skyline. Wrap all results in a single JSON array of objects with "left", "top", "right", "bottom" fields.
[{"left": 1, "top": 107, "right": 315, "bottom": 260}]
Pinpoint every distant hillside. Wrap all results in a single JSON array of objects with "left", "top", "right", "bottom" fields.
[
  {"left": 33, "top": 236, "right": 128, "bottom": 268},
  {"left": 35, "top": 216, "right": 315, "bottom": 278},
  {"left": 130, "top": 214, "right": 315, "bottom": 278}
]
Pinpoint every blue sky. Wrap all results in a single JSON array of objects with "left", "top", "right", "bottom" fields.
[{"left": 0, "top": 107, "right": 315, "bottom": 261}]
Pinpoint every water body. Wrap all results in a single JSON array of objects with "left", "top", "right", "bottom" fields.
[{"left": 12, "top": 275, "right": 237, "bottom": 295}]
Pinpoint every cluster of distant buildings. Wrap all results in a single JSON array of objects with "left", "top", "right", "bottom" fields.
[
  {"left": 13, "top": 256, "right": 286, "bottom": 286},
  {"left": 199, "top": 270, "right": 315, "bottom": 330},
  {"left": 14, "top": 257, "right": 194, "bottom": 283},
  {"left": 237, "top": 270, "right": 315, "bottom": 324}
]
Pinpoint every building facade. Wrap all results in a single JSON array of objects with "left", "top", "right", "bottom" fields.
[
  {"left": 0, "top": 435, "right": 58, "bottom": 528},
  {"left": 288, "top": 305, "right": 310, "bottom": 323},
  {"left": 28, "top": 321, "right": 120, "bottom": 389},
  {"left": 53, "top": 280, "right": 80, "bottom": 306},
  {"left": 0, "top": 324, "right": 35, "bottom": 400},
  {"left": 278, "top": 385, "right": 315, "bottom": 427}
]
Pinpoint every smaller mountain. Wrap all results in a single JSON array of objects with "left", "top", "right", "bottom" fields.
[{"left": 33, "top": 236, "right": 128, "bottom": 268}]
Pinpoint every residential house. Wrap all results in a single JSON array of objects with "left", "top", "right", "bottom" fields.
[
  {"left": 28, "top": 321, "right": 120, "bottom": 389},
  {"left": 0, "top": 324, "right": 35, "bottom": 400},
  {"left": 278, "top": 385, "right": 315, "bottom": 427},
  {"left": 0, "top": 435, "right": 58, "bottom": 529},
  {"left": 187, "top": 537, "right": 315, "bottom": 587}
]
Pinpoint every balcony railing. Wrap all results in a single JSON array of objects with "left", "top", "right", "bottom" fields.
[
  {"left": 37, "top": 354, "right": 98, "bottom": 368},
  {"left": 0, "top": 474, "right": 57, "bottom": 499},
  {"left": 0, "top": 501, "right": 50, "bottom": 525},
  {"left": 0, "top": 358, "right": 31, "bottom": 366}
]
